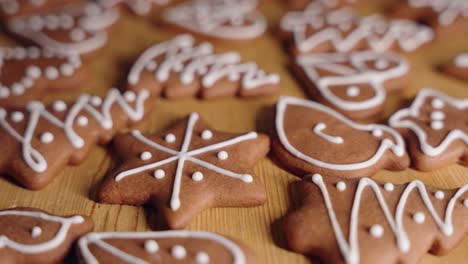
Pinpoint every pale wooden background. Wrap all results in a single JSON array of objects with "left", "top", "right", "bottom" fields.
[{"left": 0, "top": 1, "right": 467, "bottom": 263}]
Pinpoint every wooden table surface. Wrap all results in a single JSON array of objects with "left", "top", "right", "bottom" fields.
[{"left": 0, "top": 1, "right": 467, "bottom": 263}]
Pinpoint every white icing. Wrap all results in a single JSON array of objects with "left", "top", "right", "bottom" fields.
[
  {"left": 201, "top": 130, "right": 213, "bottom": 140},
  {"left": 346, "top": 86, "right": 360, "bottom": 97},
  {"left": 280, "top": 3, "right": 433, "bottom": 53},
  {"left": 165, "top": 133, "right": 176, "bottom": 143},
  {"left": 408, "top": 0, "right": 468, "bottom": 26},
  {"left": 154, "top": 169, "right": 166, "bottom": 179},
  {"left": 310, "top": 174, "right": 468, "bottom": 264},
  {"left": 435, "top": 191, "right": 445, "bottom": 200},
  {"left": 296, "top": 51, "right": 409, "bottom": 112},
  {"left": 384, "top": 183, "right": 394, "bottom": 192},
  {"left": 389, "top": 89, "right": 468, "bottom": 157},
  {"left": 144, "top": 240, "right": 159, "bottom": 253},
  {"left": 127, "top": 34, "right": 279, "bottom": 93},
  {"left": 77, "top": 231, "right": 246, "bottom": 264},
  {"left": 140, "top": 151, "right": 152, "bottom": 161},
  {"left": 0, "top": 210, "right": 84, "bottom": 254},
  {"left": 11, "top": 111, "right": 24, "bottom": 122},
  {"left": 172, "top": 245, "right": 186, "bottom": 259},
  {"left": 162, "top": 0, "right": 267, "bottom": 40},
  {"left": 454, "top": 53, "right": 468, "bottom": 68},
  {"left": 336, "top": 181, "right": 346, "bottom": 191},
  {"left": 77, "top": 116, "right": 89, "bottom": 127},
  {"left": 114, "top": 113, "right": 258, "bottom": 211},
  {"left": 369, "top": 225, "right": 384, "bottom": 238},
  {"left": 40, "top": 132, "right": 54, "bottom": 144},
  {"left": 192, "top": 171, "right": 204, "bottom": 181},
  {"left": 413, "top": 212, "right": 425, "bottom": 224},
  {"left": 431, "top": 120, "right": 444, "bottom": 130},
  {"left": 464, "top": 199, "right": 468, "bottom": 208},
  {"left": 0, "top": 89, "right": 150, "bottom": 173},
  {"left": 196, "top": 251, "right": 210, "bottom": 264},
  {"left": 276, "top": 97, "right": 406, "bottom": 172},
  {"left": 217, "top": 151, "right": 229, "bottom": 160},
  {"left": 7, "top": 3, "right": 119, "bottom": 56},
  {"left": 372, "top": 129, "right": 383, "bottom": 138},
  {"left": 313, "top": 122, "right": 344, "bottom": 144},
  {"left": 99, "top": 0, "right": 170, "bottom": 15}
]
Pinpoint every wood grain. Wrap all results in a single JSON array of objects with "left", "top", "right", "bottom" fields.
[{"left": 0, "top": 1, "right": 467, "bottom": 263}]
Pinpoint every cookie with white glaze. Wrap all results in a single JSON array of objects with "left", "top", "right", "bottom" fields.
[
  {"left": 6, "top": 1, "right": 119, "bottom": 56},
  {"left": 0, "top": 46, "right": 86, "bottom": 108},
  {"left": 389, "top": 89, "right": 467, "bottom": 171},
  {"left": 0, "top": 207, "right": 93, "bottom": 264},
  {"left": 77, "top": 231, "right": 258, "bottom": 263},
  {"left": 273, "top": 97, "right": 409, "bottom": 179},
  {"left": 126, "top": 34, "right": 281, "bottom": 99},
  {"left": 98, "top": 112, "right": 269, "bottom": 229},
  {"left": 280, "top": 2, "right": 433, "bottom": 55},
  {"left": 283, "top": 174, "right": 468, "bottom": 264},
  {"left": 161, "top": 0, "right": 267, "bottom": 41},
  {"left": 0, "top": 0, "right": 81, "bottom": 19},
  {"left": 0, "top": 88, "right": 152, "bottom": 190},
  {"left": 292, "top": 51, "right": 410, "bottom": 119},
  {"left": 441, "top": 53, "right": 468, "bottom": 83}
]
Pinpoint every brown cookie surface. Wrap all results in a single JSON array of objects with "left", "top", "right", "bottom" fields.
[
  {"left": 389, "top": 88, "right": 468, "bottom": 171},
  {"left": 98, "top": 112, "right": 269, "bottom": 229},
  {"left": 77, "top": 231, "right": 257, "bottom": 263},
  {"left": 0, "top": 207, "right": 93, "bottom": 264},
  {"left": 0, "top": 88, "right": 152, "bottom": 190},
  {"left": 273, "top": 96, "right": 409, "bottom": 178},
  {"left": 126, "top": 34, "right": 281, "bottom": 99},
  {"left": 283, "top": 174, "right": 468, "bottom": 264}
]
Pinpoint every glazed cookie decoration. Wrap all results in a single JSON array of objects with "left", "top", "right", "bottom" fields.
[
  {"left": 293, "top": 51, "right": 409, "bottom": 119},
  {"left": 0, "top": 207, "right": 93, "bottom": 263},
  {"left": 442, "top": 53, "right": 468, "bottom": 83},
  {"left": 7, "top": 2, "right": 119, "bottom": 56},
  {"left": 0, "top": 88, "right": 151, "bottom": 190},
  {"left": 99, "top": 112, "right": 269, "bottom": 229},
  {"left": 283, "top": 175, "right": 468, "bottom": 264},
  {"left": 162, "top": 0, "right": 267, "bottom": 40},
  {"left": 274, "top": 97, "right": 409, "bottom": 178},
  {"left": 99, "top": 0, "right": 173, "bottom": 16},
  {"left": 389, "top": 89, "right": 467, "bottom": 171},
  {"left": 127, "top": 34, "right": 281, "bottom": 99},
  {"left": 78, "top": 231, "right": 257, "bottom": 263},
  {"left": 0, "top": 0, "right": 80, "bottom": 18},
  {"left": 280, "top": 2, "right": 433, "bottom": 54},
  {"left": 0, "top": 46, "right": 85, "bottom": 108}
]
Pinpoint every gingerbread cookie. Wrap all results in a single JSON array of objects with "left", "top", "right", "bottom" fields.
[
  {"left": 98, "top": 112, "right": 269, "bottom": 229},
  {"left": 162, "top": 0, "right": 267, "bottom": 40},
  {"left": 273, "top": 97, "right": 409, "bottom": 179},
  {"left": 127, "top": 34, "right": 281, "bottom": 99},
  {"left": 391, "top": 0, "right": 468, "bottom": 34},
  {"left": 280, "top": 2, "right": 433, "bottom": 54},
  {"left": 0, "top": 46, "right": 86, "bottom": 108},
  {"left": 0, "top": 88, "right": 151, "bottom": 190},
  {"left": 6, "top": 2, "right": 119, "bottom": 56},
  {"left": 441, "top": 53, "right": 468, "bottom": 83},
  {"left": 293, "top": 51, "right": 409, "bottom": 119},
  {"left": 0, "top": 0, "right": 81, "bottom": 19},
  {"left": 0, "top": 207, "right": 93, "bottom": 264},
  {"left": 283, "top": 174, "right": 468, "bottom": 264},
  {"left": 99, "top": 0, "right": 174, "bottom": 16},
  {"left": 389, "top": 89, "right": 467, "bottom": 171},
  {"left": 78, "top": 231, "right": 257, "bottom": 263}
]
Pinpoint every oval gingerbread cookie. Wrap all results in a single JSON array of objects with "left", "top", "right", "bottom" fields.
[{"left": 273, "top": 96, "right": 409, "bottom": 179}]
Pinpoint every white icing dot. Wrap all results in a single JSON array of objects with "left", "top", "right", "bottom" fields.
[
  {"left": 0, "top": 87, "right": 9, "bottom": 98},
  {"left": 11, "top": 111, "right": 24, "bottom": 122},
  {"left": 372, "top": 129, "right": 383, "bottom": 138},
  {"left": 12, "top": 83, "right": 25, "bottom": 95},
  {"left": 413, "top": 212, "right": 425, "bottom": 224},
  {"left": 201, "top": 130, "right": 213, "bottom": 140},
  {"left": 40, "top": 132, "right": 54, "bottom": 144},
  {"left": 60, "top": 14, "right": 74, "bottom": 29},
  {"left": 144, "top": 240, "right": 159, "bottom": 253},
  {"left": 431, "top": 98, "right": 445, "bottom": 109},
  {"left": 26, "top": 65, "right": 41, "bottom": 79},
  {"left": 27, "top": 47, "right": 40, "bottom": 59},
  {"left": 29, "top": 15, "right": 44, "bottom": 31},
  {"left": 60, "top": 64, "right": 74, "bottom": 76},
  {"left": 192, "top": 171, "right": 204, "bottom": 181},
  {"left": 70, "top": 28, "right": 86, "bottom": 42},
  {"left": 241, "top": 174, "right": 253, "bottom": 183},
  {"left": 312, "top": 174, "right": 323, "bottom": 183},
  {"left": 140, "top": 151, "right": 152, "bottom": 161},
  {"left": 91, "top": 96, "right": 102, "bottom": 106},
  {"left": 77, "top": 116, "right": 89, "bottom": 126},
  {"left": 369, "top": 225, "right": 384, "bottom": 238},
  {"left": 154, "top": 169, "right": 165, "bottom": 179},
  {"left": 384, "top": 183, "right": 394, "bottom": 192},
  {"left": 22, "top": 77, "right": 34, "bottom": 88},
  {"left": 165, "top": 133, "right": 176, "bottom": 143},
  {"left": 45, "top": 15, "right": 59, "bottom": 30},
  {"left": 464, "top": 199, "right": 468, "bottom": 208},
  {"left": 430, "top": 121, "right": 444, "bottom": 130},
  {"left": 430, "top": 111, "right": 445, "bottom": 121},
  {"left": 336, "top": 181, "right": 346, "bottom": 191},
  {"left": 31, "top": 226, "right": 42, "bottom": 238},
  {"left": 53, "top": 100, "right": 67, "bottom": 112},
  {"left": 435, "top": 191, "right": 445, "bottom": 200},
  {"left": 171, "top": 245, "right": 186, "bottom": 259},
  {"left": 45, "top": 66, "right": 59, "bottom": 80},
  {"left": 217, "top": 151, "right": 228, "bottom": 160},
  {"left": 375, "top": 59, "right": 389, "bottom": 70},
  {"left": 346, "top": 86, "right": 360, "bottom": 97},
  {"left": 124, "top": 91, "right": 136, "bottom": 102},
  {"left": 195, "top": 252, "right": 210, "bottom": 264}
]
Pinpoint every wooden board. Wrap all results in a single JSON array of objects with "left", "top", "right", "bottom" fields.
[{"left": 0, "top": 1, "right": 467, "bottom": 263}]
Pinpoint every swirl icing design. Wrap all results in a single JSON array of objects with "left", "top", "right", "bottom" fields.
[
  {"left": 127, "top": 34, "right": 280, "bottom": 97},
  {"left": 280, "top": 2, "right": 433, "bottom": 53},
  {"left": 296, "top": 51, "right": 409, "bottom": 115},
  {"left": 408, "top": 0, "right": 468, "bottom": 26},
  {"left": 0, "top": 88, "right": 149, "bottom": 174},
  {"left": 162, "top": 0, "right": 267, "bottom": 40},
  {"left": 78, "top": 231, "right": 246, "bottom": 264},
  {"left": 7, "top": 2, "right": 119, "bottom": 55},
  {"left": 99, "top": 0, "right": 171, "bottom": 15}
]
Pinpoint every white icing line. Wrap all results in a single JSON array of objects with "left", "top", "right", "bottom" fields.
[
  {"left": 409, "top": 0, "right": 468, "bottom": 26},
  {"left": 454, "top": 53, "right": 468, "bottom": 68},
  {"left": 313, "top": 122, "right": 344, "bottom": 144},
  {"left": 99, "top": 0, "right": 170, "bottom": 15}
]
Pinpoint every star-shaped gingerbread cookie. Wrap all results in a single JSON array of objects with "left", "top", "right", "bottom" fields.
[
  {"left": 98, "top": 112, "right": 269, "bottom": 229},
  {"left": 283, "top": 174, "right": 468, "bottom": 264}
]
